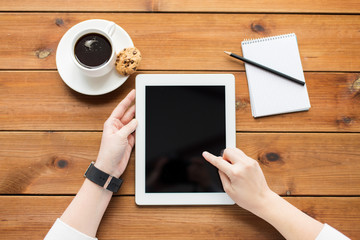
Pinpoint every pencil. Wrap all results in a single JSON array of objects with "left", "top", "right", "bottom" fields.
[{"left": 224, "top": 51, "right": 305, "bottom": 86}]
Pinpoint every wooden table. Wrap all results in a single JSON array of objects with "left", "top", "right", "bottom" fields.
[{"left": 0, "top": 1, "right": 360, "bottom": 239}]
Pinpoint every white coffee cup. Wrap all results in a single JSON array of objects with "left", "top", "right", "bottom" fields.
[{"left": 71, "top": 22, "right": 116, "bottom": 77}]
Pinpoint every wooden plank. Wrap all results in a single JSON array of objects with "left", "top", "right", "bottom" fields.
[
  {"left": 154, "top": 0, "right": 360, "bottom": 13},
  {"left": 238, "top": 133, "right": 360, "bottom": 195},
  {"left": 1, "top": 132, "right": 359, "bottom": 195},
  {"left": 1, "top": 71, "right": 360, "bottom": 132},
  {"left": 0, "top": 0, "right": 359, "bottom": 13},
  {"left": 0, "top": 196, "right": 358, "bottom": 239},
  {"left": 0, "top": 0, "right": 151, "bottom": 12},
  {"left": 0, "top": 13, "right": 359, "bottom": 71}
]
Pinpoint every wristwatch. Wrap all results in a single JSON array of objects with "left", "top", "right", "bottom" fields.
[{"left": 84, "top": 162, "right": 123, "bottom": 193}]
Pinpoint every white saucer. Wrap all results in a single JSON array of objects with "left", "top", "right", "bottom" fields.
[{"left": 56, "top": 19, "right": 134, "bottom": 95}]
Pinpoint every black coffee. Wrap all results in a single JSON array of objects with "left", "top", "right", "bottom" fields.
[{"left": 74, "top": 33, "right": 112, "bottom": 68}]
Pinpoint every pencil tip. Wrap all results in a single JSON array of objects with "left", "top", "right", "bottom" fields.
[{"left": 224, "top": 51, "right": 231, "bottom": 55}]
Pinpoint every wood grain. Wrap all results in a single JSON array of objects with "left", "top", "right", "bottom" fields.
[
  {"left": 1, "top": 71, "right": 359, "bottom": 132},
  {"left": 0, "top": 196, "right": 358, "bottom": 239},
  {"left": 0, "top": 0, "right": 359, "bottom": 13},
  {"left": 1, "top": 132, "right": 359, "bottom": 195},
  {"left": 0, "top": 1, "right": 358, "bottom": 239},
  {"left": 0, "top": 13, "right": 359, "bottom": 71}
]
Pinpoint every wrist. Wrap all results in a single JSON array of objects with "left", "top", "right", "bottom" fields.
[
  {"left": 250, "top": 190, "right": 280, "bottom": 219},
  {"left": 85, "top": 162, "right": 123, "bottom": 193},
  {"left": 94, "top": 160, "right": 118, "bottom": 178},
  {"left": 83, "top": 178, "right": 113, "bottom": 197}
]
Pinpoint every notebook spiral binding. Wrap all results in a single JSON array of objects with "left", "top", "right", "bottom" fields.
[{"left": 241, "top": 33, "right": 295, "bottom": 45}]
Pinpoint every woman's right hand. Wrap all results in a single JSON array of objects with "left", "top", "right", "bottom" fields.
[
  {"left": 202, "top": 148, "right": 274, "bottom": 214},
  {"left": 203, "top": 148, "right": 338, "bottom": 240}
]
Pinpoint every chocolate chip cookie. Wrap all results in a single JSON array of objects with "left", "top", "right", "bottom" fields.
[{"left": 115, "top": 47, "right": 142, "bottom": 76}]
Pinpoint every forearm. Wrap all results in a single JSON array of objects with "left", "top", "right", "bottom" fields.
[
  {"left": 48, "top": 90, "right": 136, "bottom": 239},
  {"left": 60, "top": 178, "right": 113, "bottom": 238},
  {"left": 253, "top": 191, "right": 323, "bottom": 240}
]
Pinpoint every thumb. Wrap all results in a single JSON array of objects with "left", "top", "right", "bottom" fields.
[{"left": 117, "top": 119, "right": 138, "bottom": 139}]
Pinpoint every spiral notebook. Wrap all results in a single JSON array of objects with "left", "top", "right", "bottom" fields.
[{"left": 241, "top": 33, "right": 310, "bottom": 118}]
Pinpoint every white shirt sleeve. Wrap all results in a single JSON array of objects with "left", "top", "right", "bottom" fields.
[
  {"left": 316, "top": 224, "right": 350, "bottom": 240},
  {"left": 44, "top": 219, "right": 350, "bottom": 240},
  {"left": 44, "top": 218, "right": 97, "bottom": 240}
]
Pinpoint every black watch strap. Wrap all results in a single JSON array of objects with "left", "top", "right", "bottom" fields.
[
  {"left": 106, "top": 177, "right": 123, "bottom": 192},
  {"left": 84, "top": 162, "right": 123, "bottom": 193}
]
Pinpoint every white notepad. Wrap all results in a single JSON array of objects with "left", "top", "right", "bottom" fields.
[{"left": 241, "top": 33, "right": 311, "bottom": 118}]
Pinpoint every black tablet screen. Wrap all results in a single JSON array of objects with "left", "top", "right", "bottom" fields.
[{"left": 145, "top": 86, "right": 226, "bottom": 193}]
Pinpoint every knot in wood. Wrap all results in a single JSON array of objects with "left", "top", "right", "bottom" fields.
[
  {"left": 52, "top": 156, "right": 69, "bottom": 169},
  {"left": 235, "top": 98, "right": 249, "bottom": 110},
  {"left": 266, "top": 152, "right": 280, "bottom": 162},
  {"left": 258, "top": 151, "right": 283, "bottom": 166},
  {"left": 251, "top": 23, "right": 265, "bottom": 33},
  {"left": 352, "top": 77, "right": 360, "bottom": 91},
  {"left": 336, "top": 116, "right": 353, "bottom": 127},
  {"left": 342, "top": 116, "right": 352, "bottom": 124},
  {"left": 56, "top": 159, "right": 68, "bottom": 169},
  {"left": 55, "top": 18, "right": 64, "bottom": 27},
  {"left": 35, "top": 48, "right": 52, "bottom": 59},
  {"left": 350, "top": 76, "right": 360, "bottom": 97}
]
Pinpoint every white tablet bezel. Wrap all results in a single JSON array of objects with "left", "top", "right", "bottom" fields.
[{"left": 135, "top": 74, "right": 236, "bottom": 205}]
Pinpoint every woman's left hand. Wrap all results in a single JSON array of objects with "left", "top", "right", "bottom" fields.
[{"left": 95, "top": 89, "right": 138, "bottom": 178}]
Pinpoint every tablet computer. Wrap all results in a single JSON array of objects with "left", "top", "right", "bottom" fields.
[{"left": 135, "top": 74, "right": 236, "bottom": 205}]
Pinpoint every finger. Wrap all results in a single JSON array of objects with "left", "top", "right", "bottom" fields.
[
  {"left": 121, "top": 104, "right": 136, "bottom": 125},
  {"left": 223, "top": 148, "right": 247, "bottom": 165},
  {"left": 117, "top": 118, "right": 138, "bottom": 139},
  {"left": 232, "top": 148, "right": 255, "bottom": 165},
  {"left": 132, "top": 132, "right": 136, "bottom": 144},
  {"left": 127, "top": 132, "right": 135, "bottom": 147},
  {"left": 218, "top": 170, "right": 232, "bottom": 192},
  {"left": 132, "top": 131, "right": 136, "bottom": 140},
  {"left": 202, "top": 151, "right": 232, "bottom": 176},
  {"left": 110, "top": 89, "right": 136, "bottom": 119}
]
